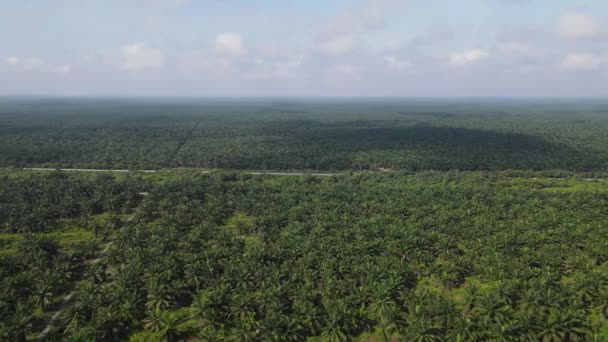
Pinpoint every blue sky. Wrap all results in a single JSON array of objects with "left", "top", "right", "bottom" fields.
[{"left": 1, "top": 0, "right": 607, "bottom": 96}]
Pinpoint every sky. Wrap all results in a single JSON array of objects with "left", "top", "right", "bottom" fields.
[{"left": 1, "top": 0, "right": 607, "bottom": 97}]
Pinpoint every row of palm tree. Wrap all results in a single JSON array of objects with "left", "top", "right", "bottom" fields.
[
  {"left": 2, "top": 171, "right": 607, "bottom": 340},
  {"left": 0, "top": 172, "right": 147, "bottom": 233},
  {"left": 42, "top": 172, "right": 608, "bottom": 340},
  {"left": 0, "top": 172, "right": 147, "bottom": 340}
]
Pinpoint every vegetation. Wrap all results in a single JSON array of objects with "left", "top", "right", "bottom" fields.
[
  {"left": 0, "top": 171, "right": 146, "bottom": 340},
  {"left": 2, "top": 98, "right": 608, "bottom": 171},
  {"left": 1, "top": 170, "right": 607, "bottom": 340},
  {"left": 2, "top": 98, "right": 608, "bottom": 340}
]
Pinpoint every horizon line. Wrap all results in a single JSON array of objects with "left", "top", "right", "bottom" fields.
[{"left": 2, "top": 94, "right": 608, "bottom": 101}]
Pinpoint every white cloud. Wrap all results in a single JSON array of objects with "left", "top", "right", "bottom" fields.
[
  {"left": 449, "top": 49, "right": 489, "bottom": 66},
  {"left": 247, "top": 57, "right": 302, "bottom": 79},
  {"left": 316, "top": 0, "right": 402, "bottom": 57},
  {"left": 497, "top": 42, "right": 534, "bottom": 55},
  {"left": 7, "top": 56, "right": 20, "bottom": 66},
  {"left": 323, "top": 0, "right": 401, "bottom": 37},
  {"left": 330, "top": 63, "right": 357, "bottom": 76},
  {"left": 22, "top": 58, "right": 44, "bottom": 69},
  {"left": 121, "top": 43, "right": 164, "bottom": 70},
  {"left": 561, "top": 53, "right": 601, "bottom": 70},
  {"left": 146, "top": 0, "right": 191, "bottom": 9},
  {"left": 215, "top": 33, "right": 245, "bottom": 57},
  {"left": 54, "top": 65, "right": 72, "bottom": 73},
  {"left": 5, "top": 56, "right": 42, "bottom": 69},
  {"left": 559, "top": 11, "right": 599, "bottom": 39},
  {"left": 177, "top": 50, "right": 233, "bottom": 77},
  {"left": 317, "top": 35, "right": 355, "bottom": 56},
  {"left": 383, "top": 55, "right": 411, "bottom": 71}
]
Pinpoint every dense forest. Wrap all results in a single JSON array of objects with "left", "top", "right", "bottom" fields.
[
  {"left": 1, "top": 98, "right": 608, "bottom": 171},
  {"left": 1, "top": 170, "right": 607, "bottom": 341}
]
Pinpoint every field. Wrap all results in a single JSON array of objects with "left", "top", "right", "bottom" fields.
[
  {"left": 2, "top": 98, "right": 608, "bottom": 341},
  {"left": 2, "top": 98, "right": 608, "bottom": 171},
  {"left": 1, "top": 169, "right": 608, "bottom": 341}
]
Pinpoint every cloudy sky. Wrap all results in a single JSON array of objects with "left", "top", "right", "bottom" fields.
[{"left": 1, "top": 0, "right": 607, "bottom": 97}]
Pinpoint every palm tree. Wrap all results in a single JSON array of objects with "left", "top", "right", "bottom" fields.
[
  {"left": 461, "top": 283, "right": 478, "bottom": 317},
  {"left": 230, "top": 323, "right": 258, "bottom": 342},
  {"left": 92, "top": 307, "right": 126, "bottom": 341},
  {"left": 435, "top": 296, "right": 459, "bottom": 334},
  {"left": 320, "top": 301, "right": 352, "bottom": 342},
  {"left": 146, "top": 278, "right": 174, "bottom": 311},
  {"left": 474, "top": 291, "right": 512, "bottom": 327},
  {"left": 512, "top": 311, "right": 540, "bottom": 341},
  {"left": 9, "top": 302, "right": 33, "bottom": 342},
  {"left": 292, "top": 300, "right": 322, "bottom": 336},
  {"left": 450, "top": 316, "right": 479, "bottom": 342},
  {"left": 183, "top": 260, "right": 206, "bottom": 292},
  {"left": 32, "top": 281, "right": 54, "bottom": 310},
  {"left": 538, "top": 308, "right": 589, "bottom": 342},
  {"left": 228, "top": 310, "right": 259, "bottom": 341},
  {"left": 144, "top": 309, "right": 164, "bottom": 333},
  {"left": 116, "top": 290, "right": 143, "bottom": 324},
  {"left": 85, "top": 262, "right": 107, "bottom": 284},
  {"left": 63, "top": 325, "right": 96, "bottom": 342},
  {"left": 402, "top": 317, "right": 443, "bottom": 342},
  {"left": 369, "top": 295, "right": 398, "bottom": 342},
  {"left": 144, "top": 309, "right": 195, "bottom": 342},
  {"left": 61, "top": 301, "right": 88, "bottom": 333},
  {"left": 598, "top": 287, "right": 608, "bottom": 320},
  {"left": 158, "top": 311, "right": 185, "bottom": 342},
  {"left": 0, "top": 322, "right": 11, "bottom": 342},
  {"left": 190, "top": 287, "right": 229, "bottom": 329},
  {"left": 319, "top": 324, "right": 348, "bottom": 342}
]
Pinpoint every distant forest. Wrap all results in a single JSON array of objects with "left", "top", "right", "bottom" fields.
[{"left": 1, "top": 98, "right": 608, "bottom": 171}]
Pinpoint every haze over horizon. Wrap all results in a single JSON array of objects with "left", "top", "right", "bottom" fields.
[{"left": 1, "top": 0, "right": 607, "bottom": 97}]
